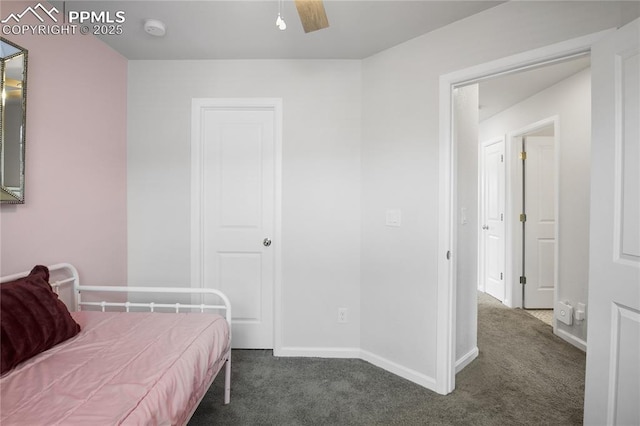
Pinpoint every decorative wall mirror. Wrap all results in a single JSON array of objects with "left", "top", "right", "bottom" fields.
[{"left": 0, "top": 37, "right": 27, "bottom": 204}]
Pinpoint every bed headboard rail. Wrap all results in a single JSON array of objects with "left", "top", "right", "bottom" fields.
[
  {"left": 0, "top": 263, "right": 80, "bottom": 290},
  {"left": 76, "top": 286, "right": 232, "bottom": 324},
  {"left": 0, "top": 264, "right": 231, "bottom": 325}
]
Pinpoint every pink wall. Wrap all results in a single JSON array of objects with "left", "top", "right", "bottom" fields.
[{"left": 0, "top": 2, "right": 127, "bottom": 285}]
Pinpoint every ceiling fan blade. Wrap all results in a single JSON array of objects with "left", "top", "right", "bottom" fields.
[{"left": 294, "top": 0, "right": 329, "bottom": 33}]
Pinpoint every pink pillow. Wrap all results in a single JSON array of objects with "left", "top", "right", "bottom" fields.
[{"left": 1, "top": 265, "right": 80, "bottom": 374}]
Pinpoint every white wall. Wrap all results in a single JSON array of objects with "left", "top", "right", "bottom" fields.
[
  {"left": 127, "top": 60, "right": 362, "bottom": 350},
  {"left": 454, "top": 84, "right": 480, "bottom": 368},
  {"left": 480, "top": 68, "right": 592, "bottom": 345},
  {"left": 361, "top": 1, "right": 635, "bottom": 383},
  {"left": 127, "top": 0, "right": 638, "bottom": 393}
]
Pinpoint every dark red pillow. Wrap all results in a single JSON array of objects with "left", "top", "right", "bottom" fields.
[{"left": 1, "top": 265, "right": 80, "bottom": 374}]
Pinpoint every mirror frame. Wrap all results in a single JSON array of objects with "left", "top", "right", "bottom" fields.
[{"left": 0, "top": 37, "right": 28, "bottom": 204}]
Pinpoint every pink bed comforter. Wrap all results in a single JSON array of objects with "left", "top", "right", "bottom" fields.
[{"left": 0, "top": 311, "right": 230, "bottom": 425}]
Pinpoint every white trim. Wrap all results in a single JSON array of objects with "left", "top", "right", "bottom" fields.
[
  {"left": 505, "top": 133, "right": 520, "bottom": 309},
  {"left": 360, "top": 350, "right": 438, "bottom": 392},
  {"left": 438, "top": 29, "right": 614, "bottom": 396},
  {"left": 190, "top": 98, "right": 283, "bottom": 353},
  {"left": 442, "top": 29, "right": 613, "bottom": 88},
  {"left": 272, "top": 100, "right": 284, "bottom": 356},
  {"left": 556, "top": 328, "right": 587, "bottom": 352},
  {"left": 455, "top": 347, "right": 479, "bottom": 373},
  {"left": 437, "top": 72, "right": 456, "bottom": 395},
  {"left": 278, "top": 347, "right": 438, "bottom": 392},
  {"left": 278, "top": 347, "right": 361, "bottom": 358},
  {"left": 477, "top": 139, "right": 486, "bottom": 294}
]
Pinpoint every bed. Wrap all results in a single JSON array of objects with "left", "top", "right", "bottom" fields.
[{"left": 0, "top": 263, "right": 231, "bottom": 425}]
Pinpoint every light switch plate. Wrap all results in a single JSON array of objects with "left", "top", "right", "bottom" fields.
[
  {"left": 461, "top": 208, "right": 468, "bottom": 225},
  {"left": 386, "top": 209, "right": 402, "bottom": 227}
]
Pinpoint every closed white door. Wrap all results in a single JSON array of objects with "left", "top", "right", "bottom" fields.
[
  {"left": 523, "top": 136, "right": 556, "bottom": 309},
  {"left": 480, "top": 139, "right": 505, "bottom": 301},
  {"left": 584, "top": 19, "right": 640, "bottom": 426},
  {"left": 192, "top": 101, "right": 277, "bottom": 349}
]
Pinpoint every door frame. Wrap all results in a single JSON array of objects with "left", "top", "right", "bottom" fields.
[
  {"left": 437, "top": 29, "right": 614, "bottom": 395},
  {"left": 506, "top": 118, "right": 559, "bottom": 312},
  {"left": 190, "top": 98, "right": 283, "bottom": 353}
]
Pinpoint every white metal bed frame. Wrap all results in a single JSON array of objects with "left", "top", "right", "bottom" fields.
[{"left": 0, "top": 263, "right": 232, "bottom": 407}]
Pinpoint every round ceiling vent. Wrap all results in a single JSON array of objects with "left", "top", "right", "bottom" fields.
[{"left": 144, "top": 19, "right": 166, "bottom": 37}]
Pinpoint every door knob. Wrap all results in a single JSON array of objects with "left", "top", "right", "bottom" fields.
[{"left": 263, "top": 238, "right": 272, "bottom": 247}]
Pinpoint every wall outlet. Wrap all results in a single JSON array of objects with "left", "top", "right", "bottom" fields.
[
  {"left": 556, "top": 301, "right": 573, "bottom": 326},
  {"left": 575, "top": 303, "right": 586, "bottom": 321},
  {"left": 338, "top": 308, "right": 348, "bottom": 323}
]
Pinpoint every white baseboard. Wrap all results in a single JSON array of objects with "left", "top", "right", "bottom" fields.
[
  {"left": 275, "top": 346, "right": 438, "bottom": 393},
  {"left": 360, "top": 350, "right": 437, "bottom": 392},
  {"left": 555, "top": 328, "right": 587, "bottom": 352},
  {"left": 455, "top": 347, "right": 479, "bottom": 373},
  {"left": 276, "top": 346, "right": 361, "bottom": 358}
]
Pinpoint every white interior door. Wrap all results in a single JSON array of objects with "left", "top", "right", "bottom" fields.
[
  {"left": 584, "top": 19, "right": 640, "bottom": 426},
  {"left": 192, "top": 101, "right": 276, "bottom": 349},
  {"left": 480, "top": 139, "right": 505, "bottom": 301},
  {"left": 523, "top": 136, "right": 556, "bottom": 309}
]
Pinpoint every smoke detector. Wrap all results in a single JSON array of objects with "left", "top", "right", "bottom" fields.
[{"left": 144, "top": 19, "right": 166, "bottom": 37}]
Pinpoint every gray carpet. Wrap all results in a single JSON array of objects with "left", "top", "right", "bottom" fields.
[{"left": 189, "top": 293, "right": 585, "bottom": 425}]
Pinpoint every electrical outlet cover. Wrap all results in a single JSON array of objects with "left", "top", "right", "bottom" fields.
[
  {"left": 555, "top": 301, "right": 573, "bottom": 325},
  {"left": 338, "top": 308, "right": 348, "bottom": 323}
]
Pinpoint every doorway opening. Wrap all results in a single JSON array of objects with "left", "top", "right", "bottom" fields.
[
  {"left": 436, "top": 29, "right": 609, "bottom": 395},
  {"left": 459, "top": 54, "right": 589, "bottom": 379},
  {"left": 479, "top": 118, "right": 560, "bottom": 324},
  {"left": 472, "top": 54, "right": 591, "bottom": 335}
]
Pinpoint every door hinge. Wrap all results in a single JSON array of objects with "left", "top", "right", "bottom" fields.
[
  {"left": 520, "top": 213, "right": 527, "bottom": 222},
  {"left": 520, "top": 276, "right": 527, "bottom": 284},
  {"left": 501, "top": 213, "right": 503, "bottom": 222},
  {"left": 519, "top": 151, "right": 527, "bottom": 160},
  {"left": 500, "top": 272, "right": 503, "bottom": 280},
  {"left": 500, "top": 154, "right": 504, "bottom": 163}
]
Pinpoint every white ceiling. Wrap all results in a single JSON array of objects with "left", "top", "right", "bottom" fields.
[
  {"left": 54, "top": 0, "right": 504, "bottom": 59},
  {"left": 478, "top": 55, "right": 591, "bottom": 121},
  {"left": 47, "top": 1, "right": 590, "bottom": 118}
]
